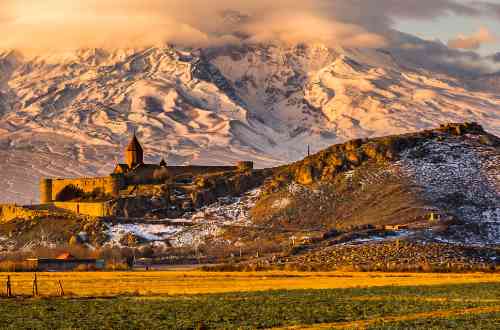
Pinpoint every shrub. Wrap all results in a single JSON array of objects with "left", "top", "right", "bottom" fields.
[
  {"left": 74, "top": 264, "right": 98, "bottom": 272},
  {"left": 105, "top": 262, "right": 129, "bottom": 271},
  {"left": 0, "top": 260, "right": 36, "bottom": 272},
  {"left": 55, "top": 184, "right": 85, "bottom": 201}
]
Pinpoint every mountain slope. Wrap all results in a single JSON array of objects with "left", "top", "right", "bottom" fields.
[{"left": 0, "top": 44, "right": 499, "bottom": 203}]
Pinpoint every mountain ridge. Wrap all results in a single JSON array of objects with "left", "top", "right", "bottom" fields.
[{"left": 0, "top": 43, "right": 499, "bottom": 204}]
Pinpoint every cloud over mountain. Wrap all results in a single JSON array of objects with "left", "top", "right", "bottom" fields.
[
  {"left": 0, "top": 1, "right": 498, "bottom": 76},
  {"left": 474, "top": 1, "right": 500, "bottom": 19},
  {"left": 1, "top": 0, "right": 497, "bottom": 55},
  {"left": 0, "top": 0, "right": 387, "bottom": 53},
  {"left": 448, "top": 27, "right": 497, "bottom": 50}
]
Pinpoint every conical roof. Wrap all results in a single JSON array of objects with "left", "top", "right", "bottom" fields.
[{"left": 126, "top": 134, "right": 143, "bottom": 152}]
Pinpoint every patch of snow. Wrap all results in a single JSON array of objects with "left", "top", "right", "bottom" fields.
[
  {"left": 342, "top": 230, "right": 413, "bottom": 246},
  {"left": 106, "top": 223, "right": 184, "bottom": 244},
  {"left": 400, "top": 137, "right": 500, "bottom": 245},
  {"left": 1, "top": 44, "right": 499, "bottom": 204},
  {"left": 287, "top": 182, "right": 308, "bottom": 195},
  {"left": 272, "top": 197, "right": 291, "bottom": 210},
  {"left": 105, "top": 188, "right": 262, "bottom": 248}
]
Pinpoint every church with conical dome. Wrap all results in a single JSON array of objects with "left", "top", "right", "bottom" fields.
[
  {"left": 125, "top": 133, "right": 144, "bottom": 169},
  {"left": 112, "top": 133, "right": 170, "bottom": 184},
  {"left": 113, "top": 133, "right": 157, "bottom": 174}
]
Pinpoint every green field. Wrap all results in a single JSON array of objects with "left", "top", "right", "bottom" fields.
[{"left": 1, "top": 282, "right": 500, "bottom": 329}]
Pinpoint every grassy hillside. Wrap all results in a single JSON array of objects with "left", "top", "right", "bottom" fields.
[{"left": 251, "top": 162, "right": 428, "bottom": 231}]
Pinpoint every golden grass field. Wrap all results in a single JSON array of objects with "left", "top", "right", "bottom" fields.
[
  {"left": 1, "top": 270, "right": 500, "bottom": 297},
  {"left": 1, "top": 270, "right": 500, "bottom": 329}
]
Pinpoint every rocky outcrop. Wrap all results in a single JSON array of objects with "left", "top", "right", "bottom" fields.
[
  {"left": 191, "top": 169, "right": 271, "bottom": 208},
  {"left": 263, "top": 122, "right": 492, "bottom": 194}
]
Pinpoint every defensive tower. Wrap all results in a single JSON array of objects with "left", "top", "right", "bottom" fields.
[{"left": 39, "top": 178, "right": 53, "bottom": 204}]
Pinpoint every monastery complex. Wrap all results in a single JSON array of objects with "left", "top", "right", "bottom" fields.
[{"left": 1, "top": 134, "right": 255, "bottom": 221}]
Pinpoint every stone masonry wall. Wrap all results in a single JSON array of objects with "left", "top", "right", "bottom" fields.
[
  {"left": 165, "top": 165, "right": 239, "bottom": 177},
  {"left": 0, "top": 204, "right": 50, "bottom": 223},
  {"left": 52, "top": 201, "right": 115, "bottom": 217},
  {"left": 50, "top": 176, "right": 121, "bottom": 201}
]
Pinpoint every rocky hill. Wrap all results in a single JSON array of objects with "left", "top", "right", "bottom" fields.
[
  {"left": 0, "top": 123, "right": 498, "bottom": 270},
  {"left": 222, "top": 122, "right": 499, "bottom": 270},
  {"left": 0, "top": 43, "right": 499, "bottom": 204}
]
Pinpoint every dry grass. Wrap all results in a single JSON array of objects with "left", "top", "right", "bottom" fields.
[{"left": 1, "top": 270, "right": 499, "bottom": 297}]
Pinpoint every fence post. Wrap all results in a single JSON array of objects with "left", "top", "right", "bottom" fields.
[
  {"left": 32, "top": 273, "right": 38, "bottom": 297},
  {"left": 58, "top": 280, "right": 64, "bottom": 297},
  {"left": 6, "top": 275, "right": 12, "bottom": 298}
]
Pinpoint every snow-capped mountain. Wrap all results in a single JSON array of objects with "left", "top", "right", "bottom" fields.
[{"left": 0, "top": 43, "right": 499, "bottom": 204}]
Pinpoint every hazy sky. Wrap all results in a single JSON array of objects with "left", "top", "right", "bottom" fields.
[
  {"left": 396, "top": 11, "right": 500, "bottom": 55},
  {"left": 0, "top": 0, "right": 498, "bottom": 56}
]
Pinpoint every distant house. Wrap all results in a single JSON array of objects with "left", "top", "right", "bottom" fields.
[
  {"left": 26, "top": 253, "right": 104, "bottom": 271},
  {"left": 384, "top": 224, "right": 410, "bottom": 231}
]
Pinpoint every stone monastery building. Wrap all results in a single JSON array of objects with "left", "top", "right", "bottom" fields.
[
  {"left": 40, "top": 133, "right": 251, "bottom": 204},
  {"left": 0, "top": 133, "right": 253, "bottom": 221}
]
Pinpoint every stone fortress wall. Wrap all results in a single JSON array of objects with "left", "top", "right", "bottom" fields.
[
  {"left": 40, "top": 176, "right": 124, "bottom": 203},
  {"left": 40, "top": 162, "right": 254, "bottom": 204},
  {"left": 165, "top": 163, "right": 251, "bottom": 177},
  {"left": 0, "top": 204, "right": 51, "bottom": 223},
  {"left": 52, "top": 201, "right": 115, "bottom": 218},
  {"left": 1, "top": 130, "right": 255, "bottom": 221},
  {"left": 30, "top": 161, "right": 254, "bottom": 219}
]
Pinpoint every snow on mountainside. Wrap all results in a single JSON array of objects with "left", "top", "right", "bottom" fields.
[
  {"left": 469, "top": 72, "right": 500, "bottom": 93},
  {"left": 0, "top": 44, "right": 499, "bottom": 204},
  {"left": 399, "top": 134, "right": 500, "bottom": 245}
]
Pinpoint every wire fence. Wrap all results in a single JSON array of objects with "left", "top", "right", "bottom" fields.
[
  {"left": 1, "top": 273, "right": 66, "bottom": 297},
  {"left": 0, "top": 272, "right": 150, "bottom": 298},
  {"left": 0, "top": 271, "right": 205, "bottom": 298}
]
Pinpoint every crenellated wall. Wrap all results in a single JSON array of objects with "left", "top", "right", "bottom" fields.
[
  {"left": 122, "top": 164, "right": 248, "bottom": 185},
  {"left": 40, "top": 162, "right": 253, "bottom": 203}
]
